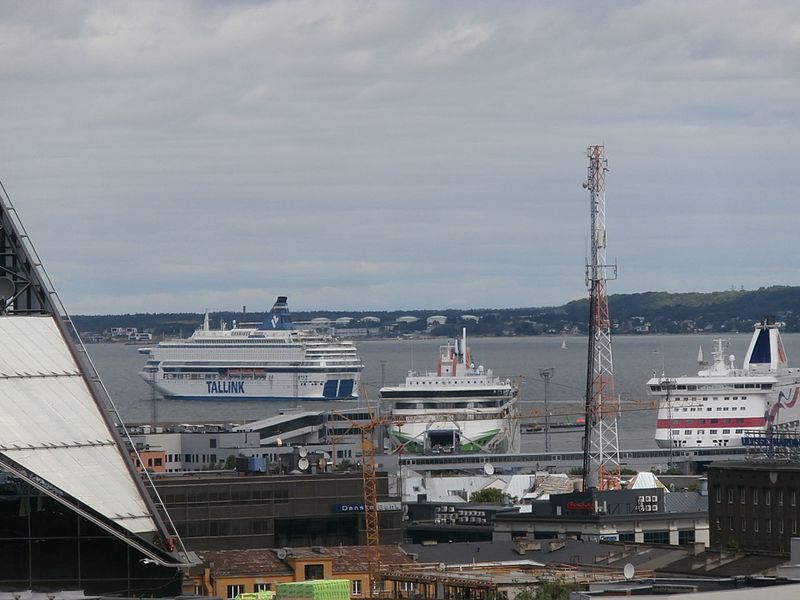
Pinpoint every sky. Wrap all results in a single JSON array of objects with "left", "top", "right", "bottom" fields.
[{"left": 1, "top": 0, "right": 799, "bottom": 315}]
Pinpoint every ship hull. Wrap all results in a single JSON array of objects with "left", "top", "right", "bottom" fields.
[
  {"left": 653, "top": 383, "right": 800, "bottom": 449},
  {"left": 142, "top": 371, "right": 360, "bottom": 401},
  {"left": 389, "top": 415, "right": 520, "bottom": 454}
]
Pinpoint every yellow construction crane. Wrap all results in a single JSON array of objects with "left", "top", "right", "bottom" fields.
[{"left": 336, "top": 385, "right": 389, "bottom": 597}]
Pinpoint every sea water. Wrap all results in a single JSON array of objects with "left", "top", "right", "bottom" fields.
[{"left": 86, "top": 332, "right": 800, "bottom": 454}]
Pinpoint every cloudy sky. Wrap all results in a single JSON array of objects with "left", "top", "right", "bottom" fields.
[{"left": 1, "top": 1, "right": 798, "bottom": 314}]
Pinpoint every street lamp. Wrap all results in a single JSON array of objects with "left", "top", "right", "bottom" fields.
[{"left": 539, "top": 368, "right": 555, "bottom": 454}]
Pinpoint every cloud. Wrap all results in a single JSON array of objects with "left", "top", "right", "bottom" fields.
[{"left": 1, "top": 0, "right": 799, "bottom": 313}]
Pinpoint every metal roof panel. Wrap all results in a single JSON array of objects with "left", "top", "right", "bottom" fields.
[{"left": 0, "top": 316, "right": 156, "bottom": 533}]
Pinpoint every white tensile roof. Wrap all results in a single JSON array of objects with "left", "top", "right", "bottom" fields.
[
  {"left": 0, "top": 315, "right": 156, "bottom": 534},
  {"left": 628, "top": 471, "right": 668, "bottom": 491}
]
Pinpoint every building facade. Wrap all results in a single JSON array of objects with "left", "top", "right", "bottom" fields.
[
  {"left": 709, "top": 461, "right": 800, "bottom": 553},
  {"left": 493, "top": 488, "right": 709, "bottom": 546},
  {"left": 188, "top": 546, "right": 414, "bottom": 599},
  {"left": 153, "top": 471, "right": 403, "bottom": 550}
]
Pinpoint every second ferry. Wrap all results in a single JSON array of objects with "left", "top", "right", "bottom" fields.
[
  {"left": 139, "top": 296, "right": 363, "bottom": 400},
  {"left": 382, "top": 329, "right": 520, "bottom": 454},
  {"left": 649, "top": 316, "right": 800, "bottom": 448}
]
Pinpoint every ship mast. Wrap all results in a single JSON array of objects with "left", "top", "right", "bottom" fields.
[{"left": 581, "top": 145, "right": 621, "bottom": 490}]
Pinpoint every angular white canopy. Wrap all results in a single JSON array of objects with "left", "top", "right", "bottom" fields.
[{"left": 0, "top": 315, "right": 156, "bottom": 533}]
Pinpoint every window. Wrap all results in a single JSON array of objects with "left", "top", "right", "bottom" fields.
[
  {"left": 399, "top": 582, "right": 415, "bottom": 592},
  {"left": 793, "top": 520, "right": 797, "bottom": 535},
  {"left": 254, "top": 584, "right": 271, "bottom": 592},
  {"left": 210, "top": 438, "right": 218, "bottom": 448},
  {"left": 741, "top": 518, "right": 746, "bottom": 531},
  {"left": 767, "top": 519, "right": 772, "bottom": 534},
  {"left": 766, "top": 489, "right": 771, "bottom": 506},
  {"left": 154, "top": 457, "right": 163, "bottom": 466},
  {"left": 778, "top": 490, "right": 784, "bottom": 507},
  {"left": 305, "top": 564, "right": 324, "bottom": 580},
  {"left": 792, "top": 491, "right": 797, "bottom": 507},
  {"left": 728, "top": 488, "right": 734, "bottom": 504},
  {"left": 227, "top": 584, "right": 245, "bottom": 600},
  {"left": 728, "top": 517, "right": 734, "bottom": 531},
  {"left": 780, "top": 520, "right": 784, "bottom": 533},
  {"left": 352, "top": 580, "right": 362, "bottom": 596},
  {"left": 740, "top": 487, "right": 745, "bottom": 504},
  {"left": 644, "top": 531, "right": 670, "bottom": 544},
  {"left": 753, "top": 489, "right": 759, "bottom": 505},
  {"left": 754, "top": 519, "right": 759, "bottom": 532}
]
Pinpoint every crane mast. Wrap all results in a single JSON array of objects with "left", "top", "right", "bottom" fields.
[{"left": 581, "top": 145, "right": 621, "bottom": 491}]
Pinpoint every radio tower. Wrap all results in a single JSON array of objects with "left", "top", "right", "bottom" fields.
[{"left": 581, "top": 145, "right": 620, "bottom": 491}]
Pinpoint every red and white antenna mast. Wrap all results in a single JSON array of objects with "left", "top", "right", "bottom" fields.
[{"left": 581, "top": 145, "right": 620, "bottom": 491}]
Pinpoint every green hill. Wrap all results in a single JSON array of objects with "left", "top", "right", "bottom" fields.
[{"left": 70, "top": 285, "right": 800, "bottom": 337}]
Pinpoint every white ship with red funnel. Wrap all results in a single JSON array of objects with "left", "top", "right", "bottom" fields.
[
  {"left": 649, "top": 317, "right": 800, "bottom": 449},
  {"left": 383, "top": 329, "right": 520, "bottom": 454}
]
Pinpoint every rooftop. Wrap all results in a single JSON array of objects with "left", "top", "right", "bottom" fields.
[{"left": 197, "top": 545, "right": 414, "bottom": 577}]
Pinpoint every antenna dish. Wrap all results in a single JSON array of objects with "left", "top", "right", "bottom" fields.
[
  {"left": 0, "top": 276, "right": 14, "bottom": 301},
  {"left": 483, "top": 463, "right": 495, "bottom": 476},
  {"left": 623, "top": 563, "right": 635, "bottom": 580},
  {"left": 276, "top": 549, "right": 287, "bottom": 560},
  {"left": 297, "top": 457, "right": 310, "bottom": 470},
  {"left": 298, "top": 447, "right": 308, "bottom": 458}
]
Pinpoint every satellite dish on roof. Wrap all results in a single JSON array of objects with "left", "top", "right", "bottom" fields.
[
  {"left": 623, "top": 563, "right": 635, "bottom": 580},
  {"left": 298, "top": 457, "right": 310, "bottom": 471},
  {"left": 483, "top": 463, "right": 495, "bottom": 476},
  {"left": 276, "top": 549, "right": 287, "bottom": 560},
  {"left": 298, "top": 447, "right": 308, "bottom": 458}
]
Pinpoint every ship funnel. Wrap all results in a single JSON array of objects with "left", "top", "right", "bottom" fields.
[
  {"left": 743, "top": 316, "right": 787, "bottom": 372},
  {"left": 260, "top": 296, "right": 294, "bottom": 330}
]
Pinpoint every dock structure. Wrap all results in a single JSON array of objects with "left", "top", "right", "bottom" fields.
[{"left": 399, "top": 446, "right": 748, "bottom": 474}]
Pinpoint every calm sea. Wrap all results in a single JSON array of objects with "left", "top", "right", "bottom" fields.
[{"left": 86, "top": 332, "right": 800, "bottom": 454}]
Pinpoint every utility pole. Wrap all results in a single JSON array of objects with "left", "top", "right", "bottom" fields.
[
  {"left": 539, "top": 368, "right": 554, "bottom": 453},
  {"left": 661, "top": 377, "right": 676, "bottom": 471},
  {"left": 581, "top": 145, "right": 621, "bottom": 491}
]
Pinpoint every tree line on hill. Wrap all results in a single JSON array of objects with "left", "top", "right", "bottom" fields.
[{"left": 70, "top": 285, "right": 800, "bottom": 338}]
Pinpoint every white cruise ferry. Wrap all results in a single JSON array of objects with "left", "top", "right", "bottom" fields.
[
  {"left": 649, "top": 317, "right": 800, "bottom": 449},
  {"left": 382, "top": 329, "right": 520, "bottom": 454},
  {"left": 139, "top": 297, "right": 363, "bottom": 400}
]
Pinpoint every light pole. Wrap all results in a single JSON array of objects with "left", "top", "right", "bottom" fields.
[{"left": 539, "top": 368, "right": 555, "bottom": 454}]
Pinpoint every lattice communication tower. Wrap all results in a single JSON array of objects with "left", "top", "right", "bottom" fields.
[{"left": 581, "top": 145, "right": 621, "bottom": 490}]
